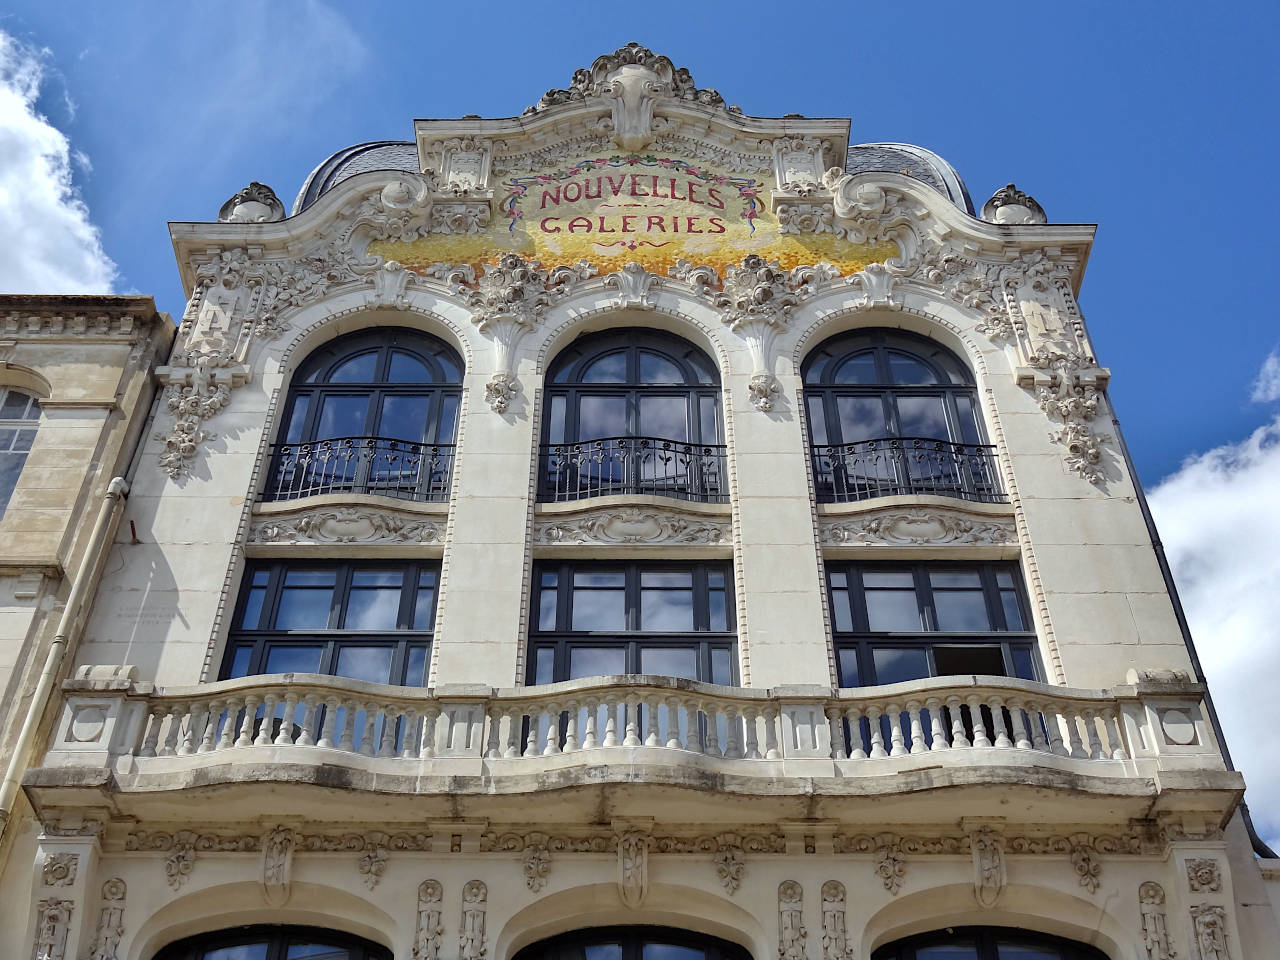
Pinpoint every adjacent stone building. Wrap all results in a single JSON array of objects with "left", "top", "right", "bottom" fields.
[{"left": 2, "top": 45, "right": 1277, "bottom": 960}]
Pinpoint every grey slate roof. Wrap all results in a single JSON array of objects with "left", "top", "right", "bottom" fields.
[{"left": 292, "top": 141, "right": 420, "bottom": 215}]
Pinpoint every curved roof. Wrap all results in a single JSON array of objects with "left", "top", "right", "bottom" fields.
[{"left": 292, "top": 138, "right": 974, "bottom": 217}]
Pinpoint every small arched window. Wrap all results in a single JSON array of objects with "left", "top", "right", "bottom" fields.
[
  {"left": 266, "top": 328, "right": 463, "bottom": 502},
  {"left": 0, "top": 387, "right": 40, "bottom": 515},
  {"left": 871, "top": 926, "right": 1108, "bottom": 960},
  {"left": 515, "top": 926, "right": 752, "bottom": 960},
  {"left": 802, "top": 329, "right": 1001, "bottom": 503},
  {"left": 541, "top": 328, "right": 725, "bottom": 503},
  {"left": 154, "top": 924, "right": 390, "bottom": 960}
]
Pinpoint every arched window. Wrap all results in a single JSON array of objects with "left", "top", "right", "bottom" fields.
[
  {"left": 154, "top": 924, "right": 390, "bottom": 960},
  {"left": 871, "top": 926, "right": 1108, "bottom": 960},
  {"left": 0, "top": 387, "right": 40, "bottom": 515},
  {"left": 515, "top": 926, "right": 751, "bottom": 960},
  {"left": 540, "top": 328, "right": 725, "bottom": 503},
  {"left": 265, "top": 327, "right": 463, "bottom": 502},
  {"left": 802, "top": 329, "right": 1002, "bottom": 503}
]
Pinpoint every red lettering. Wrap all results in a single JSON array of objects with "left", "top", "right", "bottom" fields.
[
  {"left": 687, "top": 181, "right": 700, "bottom": 204},
  {"left": 629, "top": 173, "right": 649, "bottom": 197},
  {"left": 605, "top": 175, "right": 627, "bottom": 197},
  {"left": 646, "top": 215, "right": 666, "bottom": 232},
  {"left": 671, "top": 216, "right": 679, "bottom": 233},
  {"left": 567, "top": 217, "right": 593, "bottom": 233},
  {"left": 706, "top": 187, "right": 724, "bottom": 210},
  {"left": 650, "top": 176, "right": 668, "bottom": 199},
  {"left": 621, "top": 215, "right": 637, "bottom": 233},
  {"left": 583, "top": 177, "right": 602, "bottom": 200},
  {"left": 668, "top": 178, "right": 685, "bottom": 201},
  {"left": 686, "top": 217, "right": 703, "bottom": 233},
  {"left": 708, "top": 217, "right": 725, "bottom": 233},
  {"left": 540, "top": 187, "right": 561, "bottom": 209},
  {"left": 562, "top": 180, "right": 582, "bottom": 203},
  {"left": 540, "top": 217, "right": 562, "bottom": 233},
  {"left": 596, "top": 217, "right": 616, "bottom": 233}
]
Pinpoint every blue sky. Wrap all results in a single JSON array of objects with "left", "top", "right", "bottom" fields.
[{"left": 1, "top": 2, "right": 1278, "bottom": 839}]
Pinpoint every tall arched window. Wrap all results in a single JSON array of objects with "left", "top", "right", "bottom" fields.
[
  {"left": 802, "top": 329, "right": 1002, "bottom": 503},
  {"left": 0, "top": 387, "right": 40, "bottom": 516},
  {"left": 514, "top": 926, "right": 752, "bottom": 960},
  {"left": 540, "top": 328, "right": 725, "bottom": 502},
  {"left": 265, "top": 328, "right": 463, "bottom": 502},
  {"left": 871, "top": 926, "right": 1108, "bottom": 960},
  {"left": 154, "top": 925, "right": 390, "bottom": 960}
]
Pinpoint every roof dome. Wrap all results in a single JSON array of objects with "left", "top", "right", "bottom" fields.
[{"left": 292, "top": 140, "right": 419, "bottom": 215}]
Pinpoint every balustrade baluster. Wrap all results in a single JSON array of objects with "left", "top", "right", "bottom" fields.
[
  {"left": 1044, "top": 705, "right": 1067, "bottom": 756},
  {"left": 355, "top": 703, "right": 375, "bottom": 756},
  {"left": 844, "top": 707, "right": 867, "bottom": 759},
  {"left": 275, "top": 693, "right": 300, "bottom": 746},
  {"left": 255, "top": 693, "right": 279, "bottom": 747},
  {"left": 1082, "top": 709, "right": 1105, "bottom": 759},
  {"left": 216, "top": 699, "right": 241, "bottom": 751},
  {"left": 743, "top": 706, "right": 760, "bottom": 759},
  {"left": 827, "top": 708, "right": 847, "bottom": 760},
  {"left": 158, "top": 706, "right": 181, "bottom": 757},
  {"left": 317, "top": 697, "right": 339, "bottom": 749},
  {"left": 703, "top": 700, "right": 721, "bottom": 757},
  {"left": 686, "top": 698, "right": 706, "bottom": 754},
  {"left": 378, "top": 705, "right": 398, "bottom": 757},
  {"left": 236, "top": 696, "right": 260, "bottom": 747},
  {"left": 335, "top": 699, "right": 355, "bottom": 752},
  {"left": 644, "top": 696, "right": 660, "bottom": 747},
  {"left": 178, "top": 705, "right": 202, "bottom": 757},
  {"left": 906, "top": 701, "right": 927, "bottom": 754},
  {"left": 602, "top": 698, "right": 619, "bottom": 748},
  {"left": 763, "top": 707, "right": 781, "bottom": 759},
  {"left": 723, "top": 705, "right": 743, "bottom": 759},
  {"left": 484, "top": 706, "right": 503, "bottom": 759},
  {"left": 989, "top": 697, "right": 1012, "bottom": 748},
  {"left": 524, "top": 707, "right": 540, "bottom": 757},
  {"left": 1025, "top": 702, "right": 1050, "bottom": 751},
  {"left": 297, "top": 696, "right": 318, "bottom": 747},
  {"left": 967, "top": 695, "right": 991, "bottom": 747},
  {"left": 947, "top": 696, "right": 969, "bottom": 748},
  {"left": 1063, "top": 708, "right": 1087, "bottom": 758},
  {"left": 1007, "top": 699, "right": 1031, "bottom": 749},
  {"left": 623, "top": 696, "right": 642, "bottom": 746},
  {"left": 886, "top": 703, "right": 907, "bottom": 756},
  {"left": 926, "top": 697, "right": 948, "bottom": 750},
  {"left": 400, "top": 707, "right": 419, "bottom": 759},
  {"left": 581, "top": 701, "right": 599, "bottom": 750},
  {"left": 867, "top": 706, "right": 888, "bottom": 758},
  {"left": 666, "top": 697, "right": 684, "bottom": 750},
  {"left": 543, "top": 701, "right": 562, "bottom": 755},
  {"left": 198, "top": 701, "right": 221, "bottom": 754},
  {"left": 1102, "top": 708, "right": 1127, "bottom": 760},
  {"left": 564, "top": 702, "right": 579, "bottom": 753},
  {"left": 420, "top": 706, "right": 440, "bottom": 759}
]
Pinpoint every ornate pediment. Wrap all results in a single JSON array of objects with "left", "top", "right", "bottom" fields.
[{"left": 527, "top": 42, "right": 727, "bottom": 116}]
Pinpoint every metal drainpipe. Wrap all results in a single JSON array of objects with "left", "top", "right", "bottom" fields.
[
  {"left": 1108, "top": 405, "right": 1277, "bottom": 858},
  {"left": 0, "top": 476, "right": 130, "bottom": 835}
]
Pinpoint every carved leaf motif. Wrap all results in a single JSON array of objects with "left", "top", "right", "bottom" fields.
[{"left": 822, "top": 509, "right": 1014, "bottom": 547}]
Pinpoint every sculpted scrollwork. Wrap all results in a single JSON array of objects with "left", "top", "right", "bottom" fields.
[
  {"left": 1186, "top": 857, "right": 1222, "bottom": 893},
  {"left": 414, "top": 880, "right": 444, "bottom": 960},
  {"left": 534, "top": 506, "right": 729, "bottom": 546},
  {"left": 250, "top": 507, "right": 444, "bottom": 546},
  {"left": 617, "top": 828, "right": 652, "bottom": 908},
  {"left": 820, "top": 508, "right": 1014, "bottom": 548},
  {"left": 969, "top": 826, "right": 1006, "bottom": 909},
  {"left": 714, "top": 254, "right": 799, "bottom": 411},
  {"left": 41, "top": 852, "right": 77, "bottom": 887},
  {"left": 260, "top": 825, "right": 294, "bottom": 907}
]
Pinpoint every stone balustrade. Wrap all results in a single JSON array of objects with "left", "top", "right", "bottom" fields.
[{"left": 42, "top": 668, "right": 1223, "bottom": 783}]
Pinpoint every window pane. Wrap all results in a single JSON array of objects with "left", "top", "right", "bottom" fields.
[
  {"left": 387, "top": 351, "right": 430, "bottom": 382},
  {"left": 283, "top": 395, "right": 311, "bottom": 444},
  {"left": 317, "top": 394, "right": 371, "bottom": 439},
  {"left": 568, "top": 646, "right": 626, "bottom": 679},
  {"left": 708, "top": 585, "right": 728, "bottom": 631},
  {"left": 865, "top": 581, "right": 922, "bottom": 631},
  {"left": 830, "top": 578, "right": 853, "bottom": 633},
  {"left": 887, "top": 351, "right": 940, "bottom": 384},
  {"left": 1001, "top": 590, "right": 1025, "bottom": 630},
  {"left": 378, "top": 395, "right": 430, "bottom": 443},
  {"left": 436, "top": 394, "right": 459, "bottom": 444},
  {"left": 287, "top": 944, "right": 354, "bottom": 959},
  {"left": 930, "top": 571, "right": 981, "bottom": 588},
  {"left": 572, "top": 588, "right": 626, "bottom": 631},
  {"left": 896, "top": 395, "right": 949, "bottom": 439},
  {"left": 643, "top": 944, "right": 705, "bottom": 960},
  {"left": 806, "top": 395, "right": 829, "bottom": 444},
  {"left": 414, "top": 579, "right": 438, "bottom": 631},
  {"left": 932, "top": 645, "right": 1006, "bottom": 677},
  {"left": 837, "top": 648, "right": 860, "bottom": 687},
  {"left": 996, "top": 945, "right": 1061, "bottom": 960},
  {"left": 699, "top": 395, "right": 718, "bottom": 443},
  {"left": 833, "top": 351, "right": 877, "bottom": 383},
  {"left": 871, "top": 646, "right": 929, "bottom": 685},
  {"left": 1012, "top": 647, "right": 1037, "bottom": 681},
  {"left": 933, "top": 590, "right": 992, "bottom": 632},
  {"left": 275, "top": 572, "right": 335, "bottom": 629},
  {"left": 538, "top": 576, "right": 559, "bottom": 631},
  {"left": 264, "top": 646, "right": 324, "bottom": 675},
  {"left": 641, "top": 581, "right": 695, "bottom": 631},
  {"left": 534, "top": 647, "right": 556, "bottom": 685},
  {"left": 954, "top": 394, "right": 982, "bottom": 444},
  {"left": 329, "top": 352, "right": 378, "bottom": 382},
  {"left": 640, "top": 646, "right": 698, "bottom": 679},
  {"left": 640, "top": 351, "right": 684, "bottom": 383},
  {"left": 343, "top": 575, "right": 402, "bottom": 631},
  {"left": 240, "top": 582, "right": 268, "bottom": 629},
  {"left": 916, "top": 945, "right": 979, "bottom": 960},
  {"left": 548, "top": 395, "right": 567, "bottom": 444},
  {"left": 584, "top": 945, "right": 623, "bottom": 960},
  {"left": 335, "top": 645, "right": 394, "bottom": 684},
  {"left": 836, "top": 396, "right": 887, "bottom": 441},
  {"left": 202, "top": 945, "right": 270, "bottom": 960},
  {"left": 579, "top": 351, "right": 627, "bottom": 383},
  {"left": 405, "top": 645, "right": 429, "bottom": 686},
  {"left": 711, "top": 647, "right": 733, "bottom": 685},
  {"left": 639, "top": 396, "right": 688, "bottom": 440},
  {"left": 577, "top": 395, "right": 628, "bottom": 440},
  {"left": 228, "top": 645, "right": 254, "bottom": 678}
]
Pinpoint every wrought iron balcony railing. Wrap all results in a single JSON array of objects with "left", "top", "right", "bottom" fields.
[
  {"left": 539, "top": 436, "right": 728, "bottom": 503},
  {"left": 263, "top": 437, "right": 455, "bottom": 503},
  {"left": 810, "top": 437, "right": 1004, "bottom": 504}
]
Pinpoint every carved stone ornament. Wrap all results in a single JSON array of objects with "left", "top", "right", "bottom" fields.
[
  {"left": 1190, "top": 904, "right": 1229, "bottom": 960},
  {"left": 1139, "top": 882, "right": 1174, "bottom": 960},
  {"left": 714, "top": 254, "right": 800, "bottom": 409},
  {"left": 1070, "top": 836, "right": 1103, "bottom": 894},
  {"left": 820, "top": 881, "right": 852, "bottom": 960},
  {"left": 527, "top": 44, "right": 727, "bottom": 149},
  {"left": 88, "top": 879, "right": 126, "bottom": 960},
  {"left": 969, "top": 826, "right": 1006, "bottom": 909},
  {"left": 875, "top": 836, "right": 906, "bottom": 895},
  {"left": 32, "top": 898, "right": 73, "bottom": 960},
  {"left": 218, "top": 181, "right": 286, "bottom": 223},
  {"left": 773, "top": 138, "right": 828, "bottom": 195},
  {"left": 821, "top": 508, "right": 1015, "bottom": 547},
  {"left": 981, "top": 183, "right": 1047, "bottom": 225},
  {"left": 250, "top": 507, "right": 444, "bottom": 546},
  {"left": 41, "top": 852, "right": 77, "bottom": 887},
  {"left": 261, "top": 826, "right": 294, "bottom": 907},
  {"left": 459, "top": 880, "right": 487, "bottom": 960},
  {"left": 534, "top": 506, "right": 729, "bottom": 546},
  {"left": 713, "top": 836, "right": 745, "bottom": 896},
  {"left": 293, "top": 830, "right": 430, "bottom": 888},
  {"left": 604, "top": 261, "right": 659, "bottom": 309},
  {"left": 650, "top": 831, "right": 782, "bottom": 893},
  {"left": 164, "top": 831, "right": 196, "bottom": 889},
  {"left": 484, "top": 372, "right": 520, "bottom": 414},
  {"left": 617, "top": 829, "right": 652, "bottom": 908},
  {"left": 1186, "top": 858, "right": 1222, "bottom": 893},
  {"left": 778, "top": 880, "right": 806, "bottom": 960},
  {"left": 821, "top": 170, "right": 930, "bottom": 268},
  {"left": 413, "top": 880, "right": 444, "bottom": 960}
]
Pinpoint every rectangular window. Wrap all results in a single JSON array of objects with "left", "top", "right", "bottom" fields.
[
  {"left": 826, "top": 561, "right": 1038, "bottom": 687},
  {"left": 529, "top": 561, "right": 736, "bottom": 685},
  {"left": 222, "top": 560, "right": 439, "bottom": 687}
]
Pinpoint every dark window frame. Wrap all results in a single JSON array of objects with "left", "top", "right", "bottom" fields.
[
  {"left": 513, "top": 925, "right": 752, "bottom": 960},
  {"left": 826, "top": 561, "right": 1040, "bottom": 687},
  {"left": 871, "top": 925, "right": 1109, "bottom": 960},
  {"left": 0, "top": 386, "right": 40, "bottom": 515},
  {"left": 529, "top": 560, "right": 737, "bottom": 686},
  {"left": 221, "top": 559, "right": 439, "bottom": 687},
  {"left": 154, "top": 924, "right": 391, "bottom": 960}
]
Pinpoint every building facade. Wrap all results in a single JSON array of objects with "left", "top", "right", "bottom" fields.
[{"left": 2, "top": 44, "right": 1278, "bottom": 960}]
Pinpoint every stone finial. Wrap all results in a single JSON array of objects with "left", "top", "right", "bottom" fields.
[
  {"left": 981, "top": 183, "right": 1047, "bottom": 225},
  {"left": 218, "top": 182, "right": 286, "bottom": 223},
  {"left": 526, "top": 42, "right": 725, "bottom": 117}
]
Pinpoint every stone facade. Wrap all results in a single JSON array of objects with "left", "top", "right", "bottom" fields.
[{"left": 0, "top": 45, "right": 1277, "bottom": 960}]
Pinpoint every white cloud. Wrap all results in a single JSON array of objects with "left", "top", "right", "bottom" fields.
[
  {"left": 0, "top": 31, "right": 114, "bottom": 293},
  {"left": 1148, "top": 411, "right": 1280, "bottom": 848},
  {"left": 1250, "top": 348, "right": 1280, "bottom": 403}
]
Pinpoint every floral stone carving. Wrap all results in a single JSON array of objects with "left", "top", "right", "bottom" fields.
[
  {"left": 1138, "top": 882, "right": 1174, "bottom": 960},
  {"left": 1186, "top": 857, "right": 1222, "bottom": 892},
  {"left": 459, "top": 880, "right": 487, "bottom": 960},
  {"left": 88, "top": 878, "right": 127, "bottom": 960},
  {"left": 820, "top": 880, "right": 852, "bottom": 960},
  {"left": 617, "top": 829, "right": 652, "bottom": 908},
  {"left": 778, "top": 880, "right": 806, "bottom": 960},
  {"left": 969, "top": 826, "right": 1006, "bottom": 909},
  {"left": 535, "top": 507, "right": 728, "bottom": 546},
  {"left": 821, "top": 508, "right": 1014, "bottom": 547},
  {"left": 41, "top": 852, "right": 77, "bottom": 887},
  {"left": 261, "top": 825, "right": 294, "bottom": 907},
  {"left": 250, "top": 507, "right": 443, "bottom": 545},
  {"left": 414, "top": 880, "right": 444, "bottom": 960},
  {"left": 218, "top": 182, "right": 285, "bottom": 223}
]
